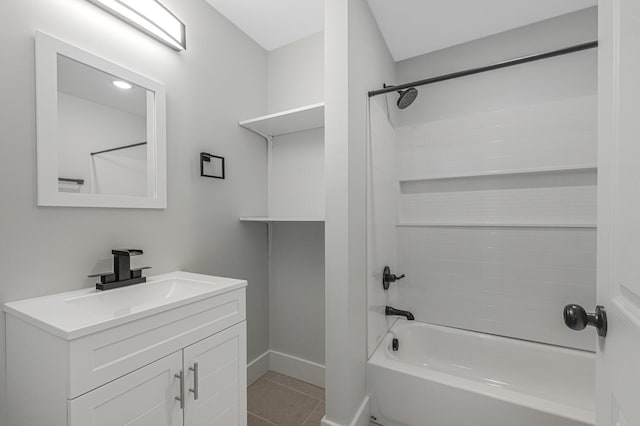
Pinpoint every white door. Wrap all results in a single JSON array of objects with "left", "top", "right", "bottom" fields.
[
  {"left": 183, "top": 322, "right": 247, "bottom": 426},
  {"left": 68, "top": 351, "right": 184, "bottom": 426},
  {"left": 594, "top": 1, "right": 640, "bottom": 425}
]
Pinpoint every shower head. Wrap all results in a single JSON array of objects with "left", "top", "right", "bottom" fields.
[{"left": 396, "top": 87, "right": 418, "bottom": 109}]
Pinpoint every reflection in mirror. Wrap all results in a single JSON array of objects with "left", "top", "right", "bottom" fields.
[
  {"left": 35, "top": 32, "right": 166, "bottom": 208},
  {"left": 56, "top": 55, "right": 150, "bottom": 196}
]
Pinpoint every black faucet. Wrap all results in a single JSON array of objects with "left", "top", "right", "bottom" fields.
[
  {"left": 383, "top": 266, "right": 405, "bottom": 290},
  {"left": 385, "top": 306, "right": 415, "bottom": 321},
  {"left": 89, "top": 249, "right": 151, "bottom": 291}
]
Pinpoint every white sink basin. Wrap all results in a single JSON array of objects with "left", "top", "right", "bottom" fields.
[
  {"left": 4, "top": 271, "right": 246, "bottom": 340},
  {"left": 65, "top": 278, "right": 214, "bottom": 317}
]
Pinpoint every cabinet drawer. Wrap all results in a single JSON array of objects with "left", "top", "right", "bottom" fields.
[
  {"left": 68, "top": 288, "right": 245, "bottom": 398},
  {"left": 68, "top": 351, "right": 183, "bottom": 426}
]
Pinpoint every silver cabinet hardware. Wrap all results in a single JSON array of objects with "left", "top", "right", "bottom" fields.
[
  {"left": 189, "top": 362, "right": 199, "bottom": 400},
  {"left": 175, "top": 370, "right": 185, "bottom": 409}
]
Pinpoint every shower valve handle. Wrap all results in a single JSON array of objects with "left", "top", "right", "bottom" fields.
[
  {"left": 563, "top": 304, "right": 607, "bottom": 337},
  {"left": 383, "top": 266, "right": 405, "bottom": 290}
]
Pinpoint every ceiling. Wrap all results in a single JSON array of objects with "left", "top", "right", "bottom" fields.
[
  {"left": 367, "top": 0, "right": 597, "bottom": 61},
  {"left": 206, "top": 0, "right": 596, "bottom": 60},
  {"left": 58, "top": 55, "right": 147, "bottom": 117},
  {"left": 205, "top": 0, "right": 324, "bottom": 51}
]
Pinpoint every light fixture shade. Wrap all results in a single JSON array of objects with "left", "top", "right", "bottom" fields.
[{"left": 87, "top": 0, "right": 186, "bottom": 51}]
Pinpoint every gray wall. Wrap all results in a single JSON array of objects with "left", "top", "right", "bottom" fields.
[
  {"left": 270, "top": 222, "right": 325, "bottom": 365},
  {"left": 324, "top": 0, "right": 396, "bottom": 423},
  {"left": 267, "top": 32, "right": 324, "bottom": 113},
  {"left": 0, "top": 1, "right": 270, "bottom": 424},
  {"left": 264, "top": 34, "right": 326, "bottom": 367}
]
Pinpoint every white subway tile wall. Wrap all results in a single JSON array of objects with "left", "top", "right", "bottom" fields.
[
  {"left": 397, "top": 226, "right": 596, "bottom": 351},
  {"left": 367, "top": 99, "right": 400, "bottom": 357},
  {"left": 390, "top": 47, "right": 596, "bottom": 350},
  {"left": 397, "top": 96, "right": 596, "bottom": 181}
]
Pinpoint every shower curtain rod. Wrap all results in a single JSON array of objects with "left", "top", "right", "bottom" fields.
[
  {"left": 90, "top": 141, "right": 147, "bottom": 156},
  {"left": 368, "top": 40, "right": 598, "bottom": 98}
]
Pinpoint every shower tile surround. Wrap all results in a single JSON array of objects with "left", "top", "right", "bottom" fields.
[
  {"left": 393, "top": 94, "right": 597, "bottom": 350},
  {"left": 368, "top": 8, "right": 598, "bottom": 354},
  {"left": 367, "top": 96, "right": 400, "bottom": 357},
  {"left": 397, "top": 226, "right": 596, "bottom": 350}
]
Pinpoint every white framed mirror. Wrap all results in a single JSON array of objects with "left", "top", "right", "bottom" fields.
[{"left": 35, "top": 32, "right": 167, "bottom": 208}]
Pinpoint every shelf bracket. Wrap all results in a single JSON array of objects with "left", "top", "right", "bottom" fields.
[{"left": 267, "top": 221, "right": 273, "bottom": 258}]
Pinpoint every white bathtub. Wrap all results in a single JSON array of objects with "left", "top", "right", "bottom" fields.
[{"left": 368, "top": 320, "right": 595, "bottom": 426}]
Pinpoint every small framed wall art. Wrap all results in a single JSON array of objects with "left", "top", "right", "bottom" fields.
[{"left": 200, "top": 152, "right": 225, "bottom": 179}]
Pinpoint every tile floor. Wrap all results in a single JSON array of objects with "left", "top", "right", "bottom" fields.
[{"left": 248, "top": 371, "right": 325, "bottom": 426}]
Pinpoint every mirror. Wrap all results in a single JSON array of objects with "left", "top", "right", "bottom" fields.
[
  {"left": 57, "top": 56, "right": 150, "bottom": 197},
  {"left": 35, "top": 32, "right": 166, "bottom": 208}
]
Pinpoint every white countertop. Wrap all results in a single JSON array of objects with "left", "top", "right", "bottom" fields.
[{"left": 3, "top": 271, "right": 247, "bottom": 340}]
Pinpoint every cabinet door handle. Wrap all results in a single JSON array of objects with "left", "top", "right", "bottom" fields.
[
  {"left": 175, "top": 370, "right": 185, "bottom": 409},
  {"left": 189, "top": 362, "right": 199, "bottom": 400}
]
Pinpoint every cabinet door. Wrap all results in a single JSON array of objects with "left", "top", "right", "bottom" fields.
[
  {"left": 184, "top": 322, "right": 247, "bottom": 426},
  {"left": 69, "top": 351, "right": 184, "bottom": 426}
]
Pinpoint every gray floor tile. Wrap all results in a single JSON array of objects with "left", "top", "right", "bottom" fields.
[
  {"left": 248, "top": 413, "right": 277, "bottom": 426},
  {"left": 248, "top": 378, "right": 320, "bottom": 426},
  {"left": 263, "top": 371, "right": 325, "bottom": 400},
  {"left": 302, "top": 401, "right": 325, "bottom": 426}
]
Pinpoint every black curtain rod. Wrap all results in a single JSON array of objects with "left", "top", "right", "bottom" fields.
[
  {"left": 368, "top": 41, "right": 598, "bottom": 97},
  {"left": 91, "top": 141, "right": 147, "bottom": 156}
]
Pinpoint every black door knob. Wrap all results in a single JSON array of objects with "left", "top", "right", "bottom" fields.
[{"left": 563, "top": 304, "right": 607, "bottom": 337}]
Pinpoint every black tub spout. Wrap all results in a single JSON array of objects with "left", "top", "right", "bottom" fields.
[{"left": 385, "top": 306, "right": 415, "bottom": 320}]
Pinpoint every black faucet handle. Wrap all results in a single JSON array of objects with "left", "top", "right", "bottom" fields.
[
  {"left": 131, "top": 266, "right": 152, "bottom": 279},
  {"left": 87, "top": 271, "right": 116, "bottom": 284},
  {"left": 88, "top": 271, "right": 112, "bottom": 278},
  {"left": 112, "top": 249, "right": 143, "bottom": 256},
  {"left": 383, "top": 266, "right": 406, "bottom": 290}
]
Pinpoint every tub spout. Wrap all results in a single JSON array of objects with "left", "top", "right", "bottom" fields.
[{"left": 385, "top": 305, "right": 415, "bottom": 320}]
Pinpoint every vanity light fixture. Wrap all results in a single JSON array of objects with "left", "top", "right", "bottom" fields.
[
  {"left": 87, "top": 0, "right": 186, "bottom": 51},
  {"left": 113, "top": 80, "right": 132, "bottom": 89}
]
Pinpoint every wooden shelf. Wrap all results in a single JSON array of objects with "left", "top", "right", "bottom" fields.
[
  {"left": 397, "top": 222, "right": 596, "bottom": 228},
  {"left": 240, "top": 217, "right": 325, "bottom": 223},
  {"left": 238, "top": 103, "right": 324, "bottom": 139},
  {"left": 398, "top": 164, "right": 597, "bottom": 183}
]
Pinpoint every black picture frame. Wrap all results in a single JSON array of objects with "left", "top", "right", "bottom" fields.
[{"left": 200, "top": 152, "right": 225, "bottom": 179}]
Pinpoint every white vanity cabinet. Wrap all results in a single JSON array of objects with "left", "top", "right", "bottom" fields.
[
  {"left": 68, "top": 323, "right": 246, "bottom": 426},
  {"left": 183, "top": 323, "right": 246, "bottom": 425},
  {"left": 68, "top": 350, "right": 185, "bottom": 426},
  {"left": 4, "top": 271, "right": 247, "bottom": 426}
]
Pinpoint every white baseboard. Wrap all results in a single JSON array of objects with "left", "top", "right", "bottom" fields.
[
  {"left": 321, "top": 418, "right": 341, "bottom": 426},
  {"left": 247, "top": 351, "right": 270, "bottom": 386},
  {"left": 269, "top": 350, "right": 325, "bottom": 388},
  {"left": 352, "top": 396, "right": 370, "bottom": 426},
  {"left": 247, "top": 350, "right": 325, "bottom": 388},
  {"left": 249, "top": 353, "right": 368, "bottom": 426},
  {"left": 321, "top": 396, "right": 370, "bottom": 426}
]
